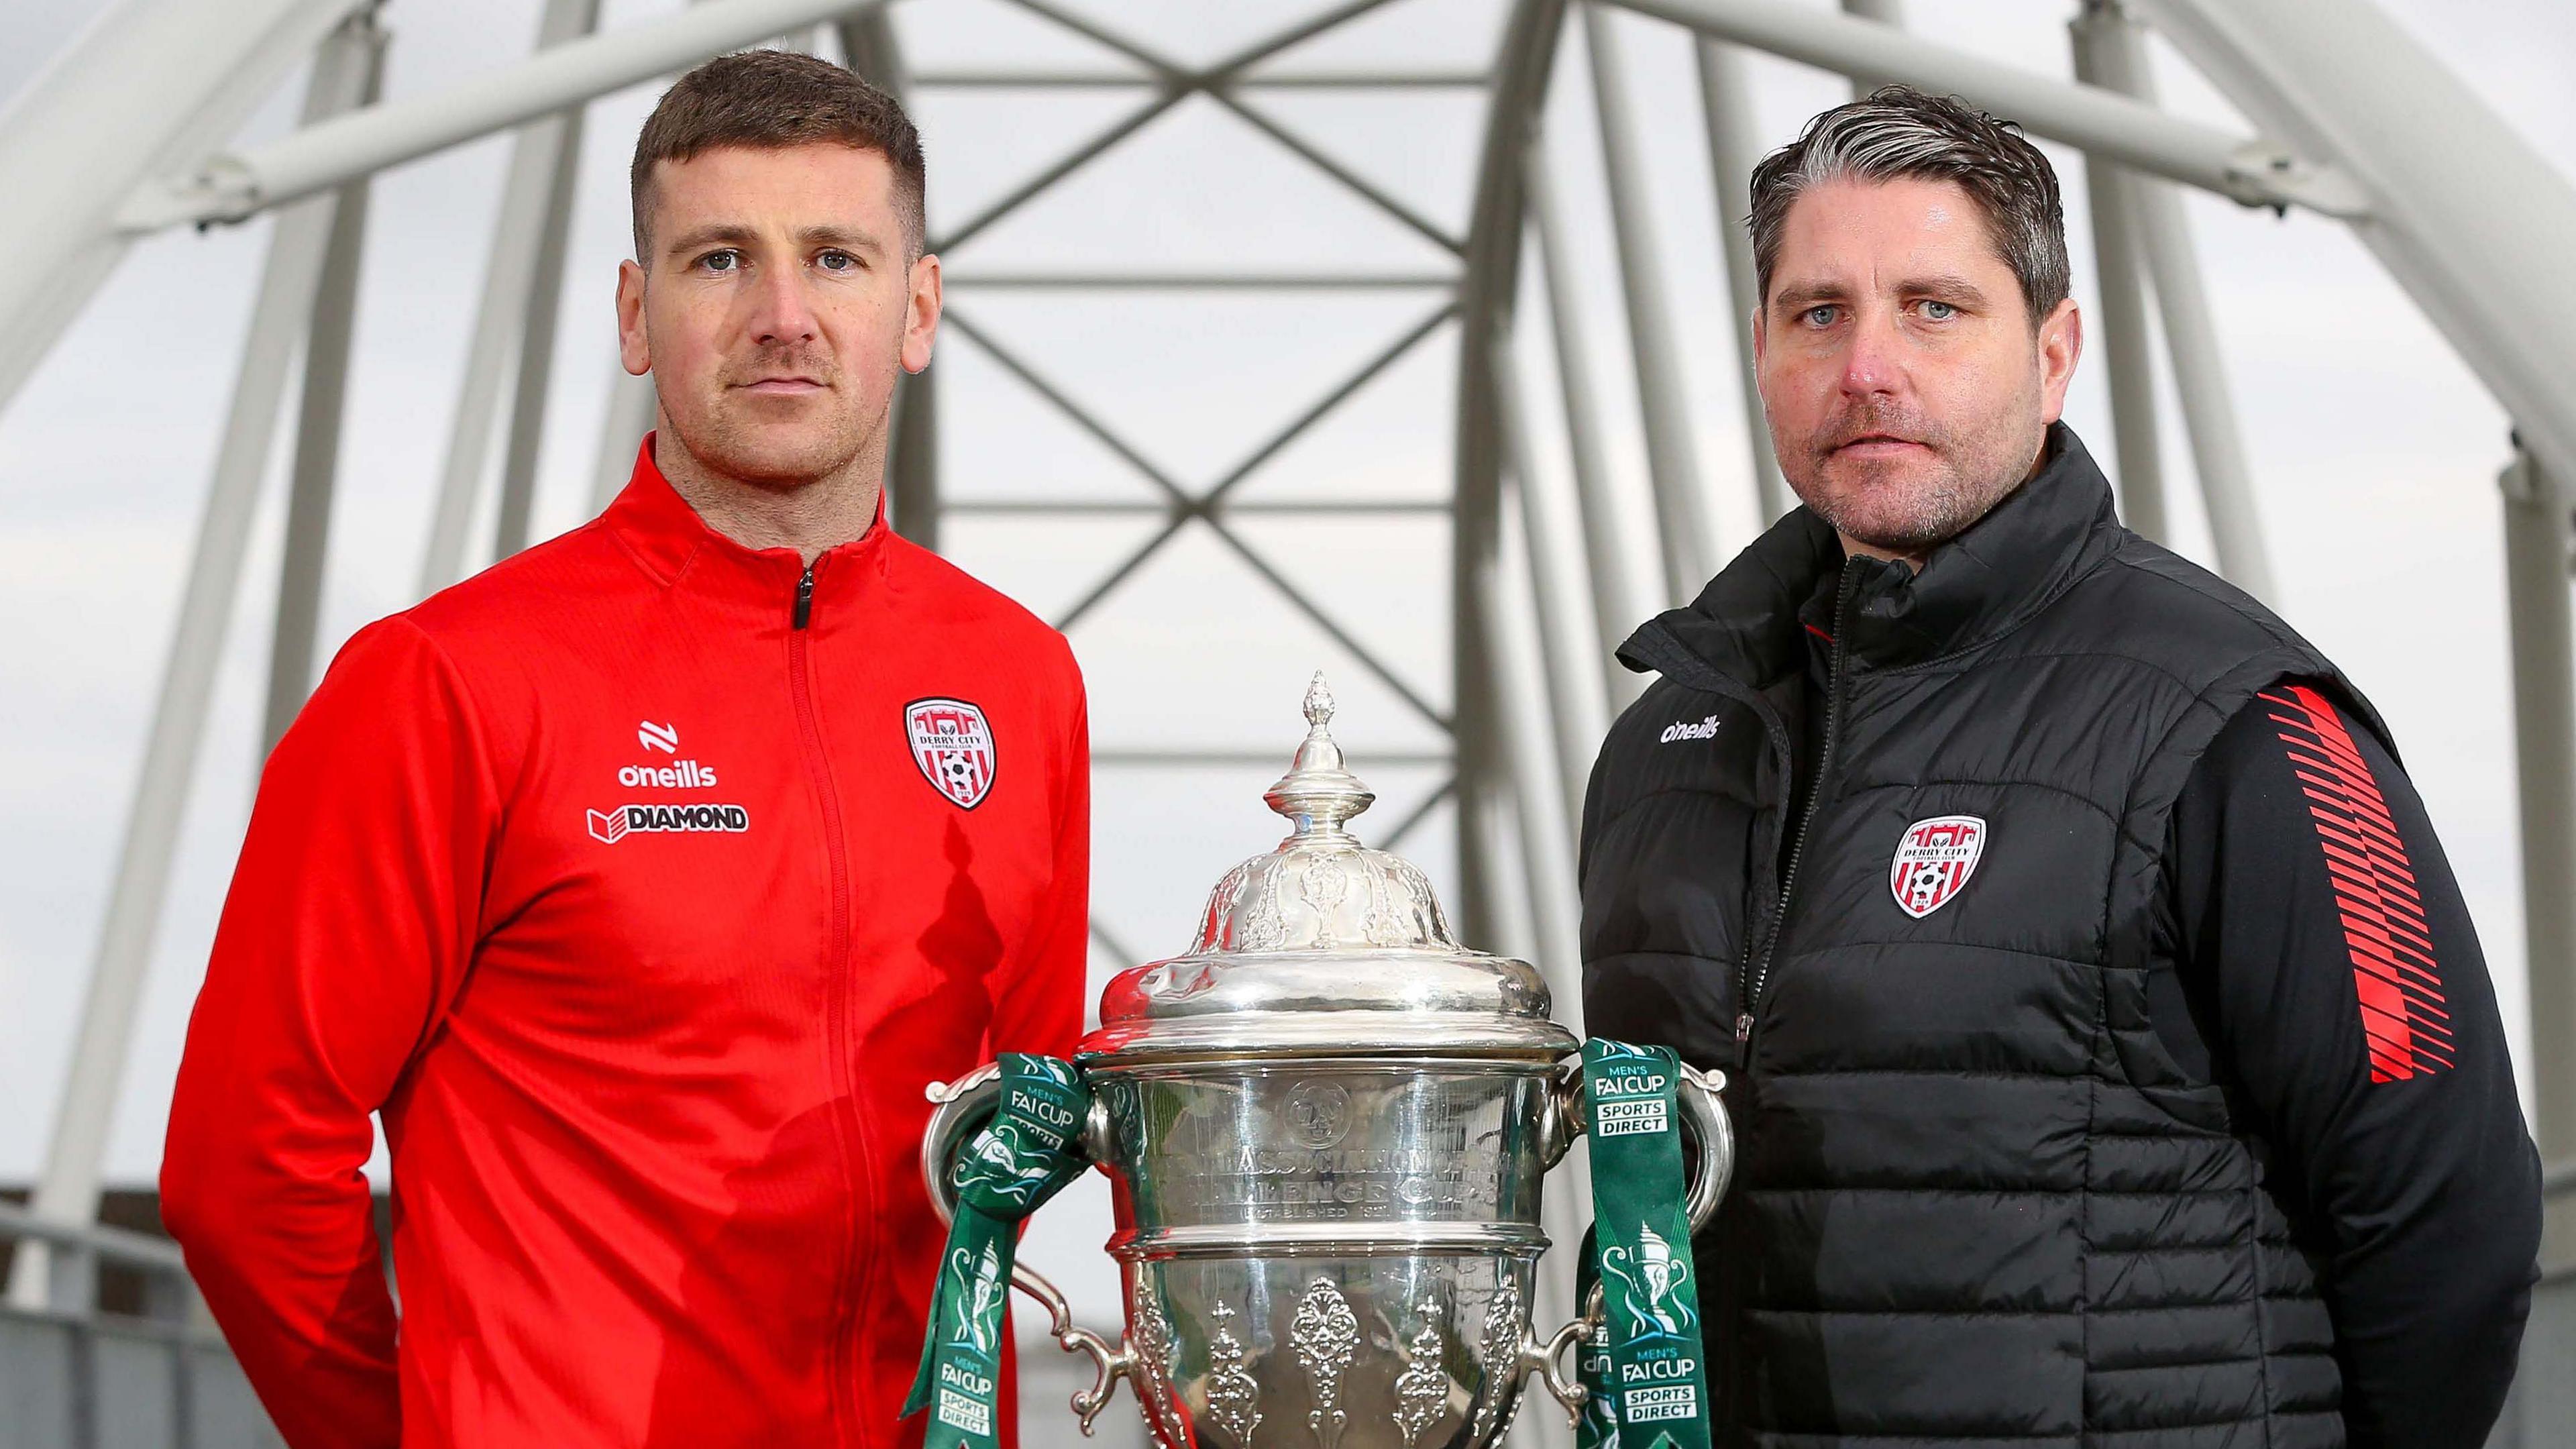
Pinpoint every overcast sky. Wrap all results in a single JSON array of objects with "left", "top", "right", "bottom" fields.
[{"left": 3, "top": 0, "right": 2573, "bottom": 1336}]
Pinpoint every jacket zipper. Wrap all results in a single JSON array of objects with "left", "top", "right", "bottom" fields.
[
  {"left": 788, "top": 559, "right": 871, "bottom": 1443},
  {"left": 1735, "top": 560, "right": 1861, "bottom": 1071}
]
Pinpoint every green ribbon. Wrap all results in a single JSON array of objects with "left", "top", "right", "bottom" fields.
[
  {"left": 1575, "top": 1039, "right": 1714, "bottom": 1449},
  {"left": 904, "top": 1054, "right": 1092, "bottom": 1449},
  {"left": 908, "top": 1042, "right": 1711, "bottom": 1449}
]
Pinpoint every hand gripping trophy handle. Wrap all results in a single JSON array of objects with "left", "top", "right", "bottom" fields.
[
  {"left": 922, "top": 1063, "right": 1138, "bottom": 1436},
  {"left": 1527, "top": 1057, "right": 1735, "bottom": 1424}
]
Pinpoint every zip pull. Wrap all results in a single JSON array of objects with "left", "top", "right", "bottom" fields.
[
  {"left": 793, "top": 564, "right": 815, "bottom": 629},
  {"left": 1735, "top": 1011, "right": 1755, "bottom": 1069}
]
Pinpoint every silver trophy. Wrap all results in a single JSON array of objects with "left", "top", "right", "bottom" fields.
[{"left": 923, "top": 676, "right": 1731, "bottom": 1449}]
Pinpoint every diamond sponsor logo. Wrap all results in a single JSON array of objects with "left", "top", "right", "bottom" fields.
[
  {"left": 585, "top": 802, "right": 751, "bottom": 844},
  {"left": 1890, "top": 814, "right": 1987, "bottom": 918}
]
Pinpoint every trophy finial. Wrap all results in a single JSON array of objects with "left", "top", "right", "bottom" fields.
[
  {"left": 1265, "top": 671, "right": 1374, "bottom": 835},
  {"left": 1303, "top": 672, "right": 1335, "bottom": 731}
]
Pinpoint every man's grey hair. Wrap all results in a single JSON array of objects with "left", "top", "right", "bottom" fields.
[{"left": 1749, "top": 85, "right": 2070, "bottom": 325}]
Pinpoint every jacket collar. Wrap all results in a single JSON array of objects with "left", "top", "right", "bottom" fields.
[
  {"left": 1622, "top": 423, "right": 2121, "bottom": 687},
  {"left": 600, "top": 433, "right": 892, "bottom": 619}
]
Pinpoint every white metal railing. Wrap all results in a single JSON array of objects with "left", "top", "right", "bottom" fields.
[
  {"left": 0, "top": 1200, "right": 248, "bottom": 1449},
  {"left": 0, "top": 1200, "right": 192, "bottom": 1317}
]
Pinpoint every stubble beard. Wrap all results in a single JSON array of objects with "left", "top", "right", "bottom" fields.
[
  {"left": 671, "top": 356, "right": 875, "bottom": 494},
  {"left": 1780, "top": 376, "right": 2046, "bottom": 556}
]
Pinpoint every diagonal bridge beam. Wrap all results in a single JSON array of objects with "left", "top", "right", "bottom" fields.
[
  {"left": 1606, "top": 0, "right": 2369, "bottom": 217},
  {"left": 991, "top": 0, "right": 1465, "bottom": 255},
  {"left": 120, "top": 0, "right": 892, "bottom": 229},
  {"left": 941, "top": 301, "right": 1458, "bottom": 731},
  {"left": 113, "top": 0, "right": 1419, "bottom": 237}
]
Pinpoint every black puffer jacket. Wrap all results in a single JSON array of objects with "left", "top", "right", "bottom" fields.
[{"left": 1581, "top": 427, "right": 2375, "bottom": 1447}]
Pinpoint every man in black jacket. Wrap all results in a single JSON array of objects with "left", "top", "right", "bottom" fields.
[{"left": 1580, "top": 85, "right": 2538, "bottom": 1448}]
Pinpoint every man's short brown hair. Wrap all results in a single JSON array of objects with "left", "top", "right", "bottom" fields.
[
  {"left": 1749, "top": 84, "right": 2068, "bottom": 325},
  {"left": 630, "top": 49, "right": 926, "bottom": 262}
]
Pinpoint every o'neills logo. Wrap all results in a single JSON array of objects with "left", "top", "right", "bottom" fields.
[
  {"left": 1659, "top": 713, "right": 1721, "bottom": 743},
  {"left": 586, "top": 802, "right": 751, "bottom": 845},
  {"left": 617, "top": 759, "right": 718, "bottom": 788}
]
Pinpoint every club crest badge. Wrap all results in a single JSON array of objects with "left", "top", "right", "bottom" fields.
[
  {"left": 907, "top": 698, "right": 996, "bottom": 810},
  {"left": 1890, "top": 814, "right": 1986, "bottom": 918}
]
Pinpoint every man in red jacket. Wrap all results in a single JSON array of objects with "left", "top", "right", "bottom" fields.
[{"left": 160, "top": 51, "right": 1087, "bottom": 1448}]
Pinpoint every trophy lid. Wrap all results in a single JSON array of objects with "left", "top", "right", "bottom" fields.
[{"left": 1079, "top": 674, "right": 1578, "bottom": 1065}]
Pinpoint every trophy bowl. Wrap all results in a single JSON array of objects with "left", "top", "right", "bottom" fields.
[{"left": 924, "top": 678, "right": 1730, "bottom": 1449}]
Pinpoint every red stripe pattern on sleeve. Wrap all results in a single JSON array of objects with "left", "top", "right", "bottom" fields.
[{"left": 2260, "top": 685, "right": 2453, "bottom": 1082}]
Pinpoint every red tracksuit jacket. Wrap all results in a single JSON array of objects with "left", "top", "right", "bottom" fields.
[{"left": 161, "top": 439, "right": 1087, "bottom": 1448}]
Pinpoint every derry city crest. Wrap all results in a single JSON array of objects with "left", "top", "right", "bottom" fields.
[
  {"left": 907, "top": 698, "right": 997, "bottom": 810},
  {"left": 1890, "top": 814, "right": 1986, "bottom": 919}
]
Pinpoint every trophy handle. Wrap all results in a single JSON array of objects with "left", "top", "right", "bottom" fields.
[
  {"left": 1544, "top": 1056, "right": 1735, "bottom": 1234},
  {"left": 1523, "top": 1311, "right": 1594, "bottom": 1426},
  {"left": 922, "top": 1066, "right": 1139, "bottom": 1436}
]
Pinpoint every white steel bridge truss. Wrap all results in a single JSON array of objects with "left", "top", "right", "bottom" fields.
[{"left": 4, "top": 11, "right": 2573, "bottom": 1436}]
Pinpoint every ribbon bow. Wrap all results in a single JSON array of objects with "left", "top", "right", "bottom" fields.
[{"left": 902, "top": 1054, "right": 1092, "bottom": 1449}]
